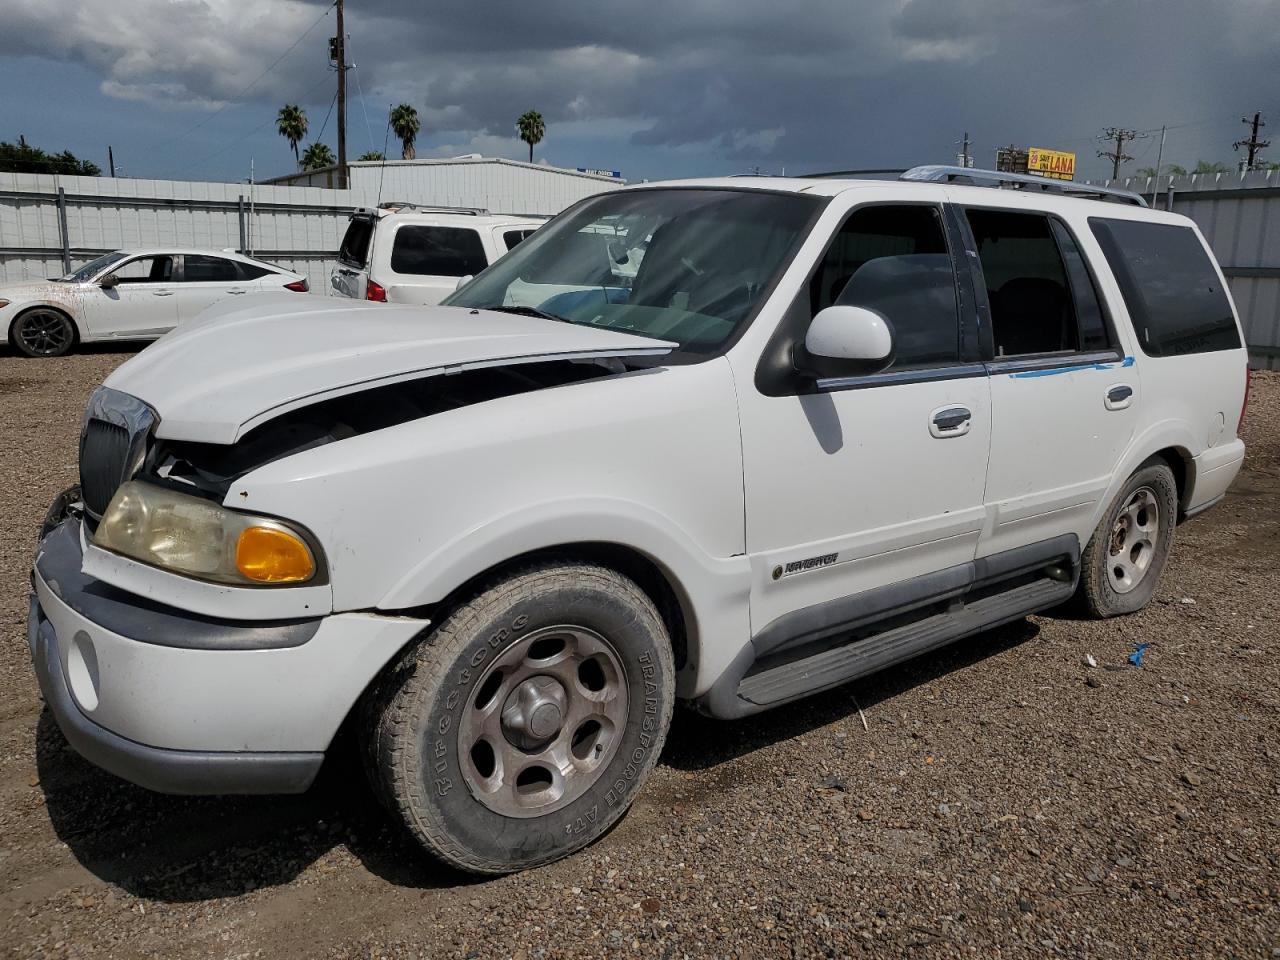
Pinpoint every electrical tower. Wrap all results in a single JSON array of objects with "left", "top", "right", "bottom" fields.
[
  {"left": 1097, "top": 127, "right": 1143, "bottom": 180},
  {"left": 1234, "top": 112, "right": 1269, "bottom": 171}
]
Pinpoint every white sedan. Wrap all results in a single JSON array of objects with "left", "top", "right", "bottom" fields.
[{"left": 0, "top": 249, "right": 310, "bottom": 357}]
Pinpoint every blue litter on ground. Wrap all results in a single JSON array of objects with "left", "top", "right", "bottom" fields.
[{"left": 1129, "top": 643, "right": 1150, "bottom": 667}]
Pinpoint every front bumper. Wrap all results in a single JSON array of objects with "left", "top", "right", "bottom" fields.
[{"left": 29, "top": 516, "right": 428, "bottom": 795}]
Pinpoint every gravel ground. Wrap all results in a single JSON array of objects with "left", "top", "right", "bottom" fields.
[{"left": 0, "top": 349, "right": 1276, "bottom": 960}]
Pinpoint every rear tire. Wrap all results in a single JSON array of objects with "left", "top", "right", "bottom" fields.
[
  {"left": 362, "top": 561, "right": 675, "bottom": 874},
  {"left": 1076, "top": 458, "right": 1177, "bottom": 617},
  {"left": 10, "top": 307, "right": 76, "bottom": 358}
]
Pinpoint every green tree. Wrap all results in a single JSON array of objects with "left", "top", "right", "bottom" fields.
[
  {"left": 1136, "top": 163, "right": 1188, "bottom": 177},
  {"left": 0, "top": 135, "right": 100, "bottom": 176},
  {"left": 1193, "top": 160, "right": 1231, "bottom": 174},
  {"left": 301, "top": 142, "right": 336, "bottom": 170},
  {"left": 276, "top": 104, "right": 309, "bottom": 168},
  {"left": 389, "top": 104, "right": 421, "bottom": 160},
  {"left": 516, "top": 109, "right": 545, "bottom": 163},
  {"left": 358, "top": 150, "right": 385, "bottom": 161}
]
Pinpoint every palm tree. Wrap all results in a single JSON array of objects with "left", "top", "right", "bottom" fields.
[
  {"left": 389, "top": 104, "right": 421, "bottom": 160},
  {"left": 1136, "top": 163, "right": 1187, "bottom": 178},
  {"left": 516, "top": 109, "right": 545, "bottom": 163},
  {"left": 301, "top": 142, "right": 336, "bottom": 170},
  {"left": 276, "top": 104, "right": 308, "bottom": 169},
  {"left": 358, "top": 150, "right": 385, "bottom": 161},
  {"left": 1193, "top": 160, "right": 1230, "bottom": 174}
]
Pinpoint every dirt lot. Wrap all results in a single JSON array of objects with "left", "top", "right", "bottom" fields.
[{"left": 0, "top": 349, "right": 1276, "bottom": 960}]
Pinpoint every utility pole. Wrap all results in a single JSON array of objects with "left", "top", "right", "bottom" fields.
[
  {"left": 334, "top": 0, "right": 347, "bottom": 186},
  {"left": 956, "top": 131, "right": 972, "bottom": 168},
  {"left": 1150, "top": 125, "right": 1166, "bottom": 207},
  {"left": 107, "top": 145, "right": 115, "bottom": 177},
  {"left": 1234, "top": 112, "right": 1269, "bottom": 171},
  {"left": 1097, "top": 127, "right": 1142, "bottom": 180}
]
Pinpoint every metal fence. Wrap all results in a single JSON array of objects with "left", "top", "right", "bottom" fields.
[{"left": 1105, "top": 169, "right": 1280, "bottom": 370}]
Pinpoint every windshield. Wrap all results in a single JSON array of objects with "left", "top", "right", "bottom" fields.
[
  {"left": 61, "top": 252, "right": 127, "bottom": 283},
  {"left": 444, "top": 188, "right": 820, "bottom": 354}
]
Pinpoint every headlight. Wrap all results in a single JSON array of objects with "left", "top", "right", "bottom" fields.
[{"left": 94, "top": 481, "right": 320, "bottom": 586}]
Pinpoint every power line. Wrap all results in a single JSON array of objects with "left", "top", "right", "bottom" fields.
[{"left": 1097, "top": 127, "right": 1145, "bottom": 179}]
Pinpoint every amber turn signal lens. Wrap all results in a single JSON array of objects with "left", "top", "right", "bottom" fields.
[{"left": 235, "top": 526, "right": 315, "bottom": 583}]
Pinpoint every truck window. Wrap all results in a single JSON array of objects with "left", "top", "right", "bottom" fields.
[
  {"left": 1049, "top": 220, "right": 1112, "bottom": 352},
  {"left": 1088, "top": 218, "right": 1241, "bottom": 357},
  {"left": 391, "top": 226, "right": 488, "bottom": 277},
  {"left": 812, "top": 205, "right": 960, "bottom": 369},
  {"left": 503, "top": 229, "right": 537, "bottom": 251},
  {"left": 966, "top": 210, "right": 1079, "bottom": 357},
  {"left": 338, "top": 218, "right": 374, "bottom": 267}
]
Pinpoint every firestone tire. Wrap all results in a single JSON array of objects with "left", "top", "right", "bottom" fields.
[
  {"left": 362, "top": 561, "right": 675, "bottom": 875},
  {"left": 1076, "top": 458, "right": 1178, "bottom": 618}
]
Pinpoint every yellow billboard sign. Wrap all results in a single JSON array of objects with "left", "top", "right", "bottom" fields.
[{"left": 1027, "top": 147, "right": 1076, "bottom": 181}]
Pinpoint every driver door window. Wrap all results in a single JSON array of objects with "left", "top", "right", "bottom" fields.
[
  {"left": 811, "top": 205, "right": 961, "bottom": 370},
  {"left": 112, "top": 256, "right": 174, "bottom": 284}
]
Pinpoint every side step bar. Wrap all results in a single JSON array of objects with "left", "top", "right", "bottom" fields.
[{"left": 736, "top": 577, "right": 1074, "bottom": 711}]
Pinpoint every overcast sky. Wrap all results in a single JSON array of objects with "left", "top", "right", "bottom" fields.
[{"left": 2, "top": 0, "right": 1278, "bottom": 185}]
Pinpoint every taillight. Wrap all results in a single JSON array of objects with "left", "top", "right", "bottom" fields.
[
  {"left": 1238, "top": 363, "right": 1251, "bottom": 434},
  {"left": 283, "top": 278, "right": 309, "bottom": 292},
  {"left": 366, "top": 278, "right": 387, "bottom": 302}
]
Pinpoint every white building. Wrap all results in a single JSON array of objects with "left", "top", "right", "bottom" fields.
[{"left": 265, "top": 155, "right": 624, "bottom": 216}]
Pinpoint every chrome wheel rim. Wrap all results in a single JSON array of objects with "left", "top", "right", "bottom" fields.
[
  {"left": 1108, "top": 487, "right": 1160, "bottom": 594},
  {"left": 457, "top": 625, "right": 629, "bottom": 819},
  {"left": 16, "top": 309, "right": 73, "bottom": 356}
]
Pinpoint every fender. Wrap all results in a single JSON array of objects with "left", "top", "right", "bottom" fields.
[
  {"left": 377, "top": 496, "right": 753, "bottom": 699},
  {"left": 2, "top": 295, "right": 86, "bottom": 342},
  {"left": 1085, "top": 417, "right": 1199, "bottom": 535}
]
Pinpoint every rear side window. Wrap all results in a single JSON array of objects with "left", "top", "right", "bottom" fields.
[
  {"left": 811, "top": 205, "right": 960, "bottom": 369},
  {"left": 503, "top": 229, "right": 537, "bottom": 251},
  {"left": 182, "top": 255, "right": 239, "bottom": 282},
  {"left": 338, "top": 218, "right": 374, "bottom": 267},
  {"left": 966, "top": 210, "right": 1081, "bottom": 357},
  {"left": 1089, "top": 218, "right": 1240, "bottom": 357},
  {"left": 237, "top": 262, "right": 273, "bottom": 280},
  {"left": 391, "top": 226, "right": 488, "bottom": 277}
]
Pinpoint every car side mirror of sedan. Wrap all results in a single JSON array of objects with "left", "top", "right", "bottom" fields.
[
  {"left": 797, "top": 305, "right": 894, "bottom": 379},
  {"left": 99, "top": 274, "right": 120, "bottom": 289}
]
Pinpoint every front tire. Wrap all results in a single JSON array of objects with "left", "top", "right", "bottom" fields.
[
  {"left": 10, "top": 307, "right": 77, "bottom": 358},
  {"left": 1076, "top": 458, "right": 1178, "bottom": 617},
  {"left": 363, "top": 561, "right": 675, "bottom": 874}
]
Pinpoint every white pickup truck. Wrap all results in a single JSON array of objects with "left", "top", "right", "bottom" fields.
[{"left": 30, "top": 168, "right": 1248, "bottom": 875}]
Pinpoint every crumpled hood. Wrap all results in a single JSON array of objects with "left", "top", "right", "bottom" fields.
[{"left": 105, "top": 294, "right": 673, "bottom": 444}]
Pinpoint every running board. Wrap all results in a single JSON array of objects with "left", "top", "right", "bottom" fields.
[{"left": 736, "top": 577, "right": 1073, "bottom": 709}]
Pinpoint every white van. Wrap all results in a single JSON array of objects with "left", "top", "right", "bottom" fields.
[
  {"left": 33, "top": 167, "right": 1249, "bottom": 876},
  {"left": 329, "top": 204, "right": 544, "bottom": 305}
]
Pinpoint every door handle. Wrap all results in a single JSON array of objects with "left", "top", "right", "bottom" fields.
[
  {"left": 152, "top": 290, "right": 174, "bottom": 297},
  {"left": 930, "top": 405, "right": 972, "bottom": 438},
  {"left": 1105, "top": 384, "right": 1134, "bottom": 411},
  {"left": 228, "top": 289, "right": 247, "bottom": 295}
]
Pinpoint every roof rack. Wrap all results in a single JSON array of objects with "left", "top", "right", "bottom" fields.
[
  {"left": 898, "top": 165, "right": 1147, "bottom": 207},
  {"left": 373, "top": 201, "right": 490, "bottom": 215}
]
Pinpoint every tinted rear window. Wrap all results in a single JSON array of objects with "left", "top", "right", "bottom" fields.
[
  {"left": 1089, "top": 219, "right": 1240, "bottom": 357},
  {"left": 182, "top": 255, "right": 239, "bottom": 282},
  {"left": 503, "top": 229, "right": 537, "bottom": 251},
  {"left": 339, "top": 218, "right": 374, "bottom": 267},
  {"left": 391, "top": 226, "right": 488, "bottom": 276}
]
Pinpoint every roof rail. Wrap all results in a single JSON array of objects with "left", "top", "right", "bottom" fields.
[
  {"left": 374, "top": 201, "right": 490, "bottom": 215},
  {"left": 899, "top": 165, "right": 1148, "bottom": 207}
]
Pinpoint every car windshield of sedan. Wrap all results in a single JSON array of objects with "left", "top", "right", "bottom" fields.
[
  {"left": 60, "top": 252, "right": 128, "bottom": 283},
  {"left": 444, "top": 188, "right": 820, "bottom": 354}
]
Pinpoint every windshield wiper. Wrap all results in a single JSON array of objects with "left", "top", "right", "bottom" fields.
[{"left": 478, "top": 304, "right": 571, "bottom": 324}]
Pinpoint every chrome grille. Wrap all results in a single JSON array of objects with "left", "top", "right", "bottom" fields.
[
  {"left": 80, "top": 419, "right": 131, "bottom": 518},
  {"left": 77, "top": 387, "right": 157, "bottom": 520}
]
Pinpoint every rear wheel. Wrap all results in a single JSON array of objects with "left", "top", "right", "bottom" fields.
[
  {"left": 363, "top": 561, "right": 675, "bottom": 874},
  {"left": 11, "top": 307, "right": 76, "bottom": 358},
  {"left": 1076, "top": 458, "right": 1177, "bottom": 617}
]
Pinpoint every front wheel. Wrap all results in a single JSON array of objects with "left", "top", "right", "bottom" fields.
[
  {"left": 1076, "top": 458, "right": 1178, "bottom": 617},
  {"left": 363, "top": 561, "right": 675, "bottom": 874},
  {"left": 11, "top": 307, "right": 76, "bottom": 358}
]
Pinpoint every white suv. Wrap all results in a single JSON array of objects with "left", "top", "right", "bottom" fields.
[
  {"left": 329, "top": 204, "right": 544, "bottom": 305},
  {"left": 30, "top": 168, "right": 1248, "bottom": 875}
]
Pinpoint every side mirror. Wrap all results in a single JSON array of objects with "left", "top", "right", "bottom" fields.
[
  {"left": 455, "top": 274, "right": 473, "bottom": 292},
  {"left": 99, "top": 274, "right": 120, "bottom": 289},
  {"left": 801, "top": 305, "right": 893, "bottom": 376}
]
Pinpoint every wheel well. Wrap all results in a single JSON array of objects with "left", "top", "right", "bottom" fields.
[
  {"left": 1151, "top": 446, "right": 1191, "bottom": 510},
  {"left": 421, "top": 543, "right": 691, "bottom": 671}
]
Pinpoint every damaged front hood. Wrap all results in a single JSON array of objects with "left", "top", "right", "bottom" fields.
[{"left": 105, "top": 294, "right": 674, "bottom": 444}]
